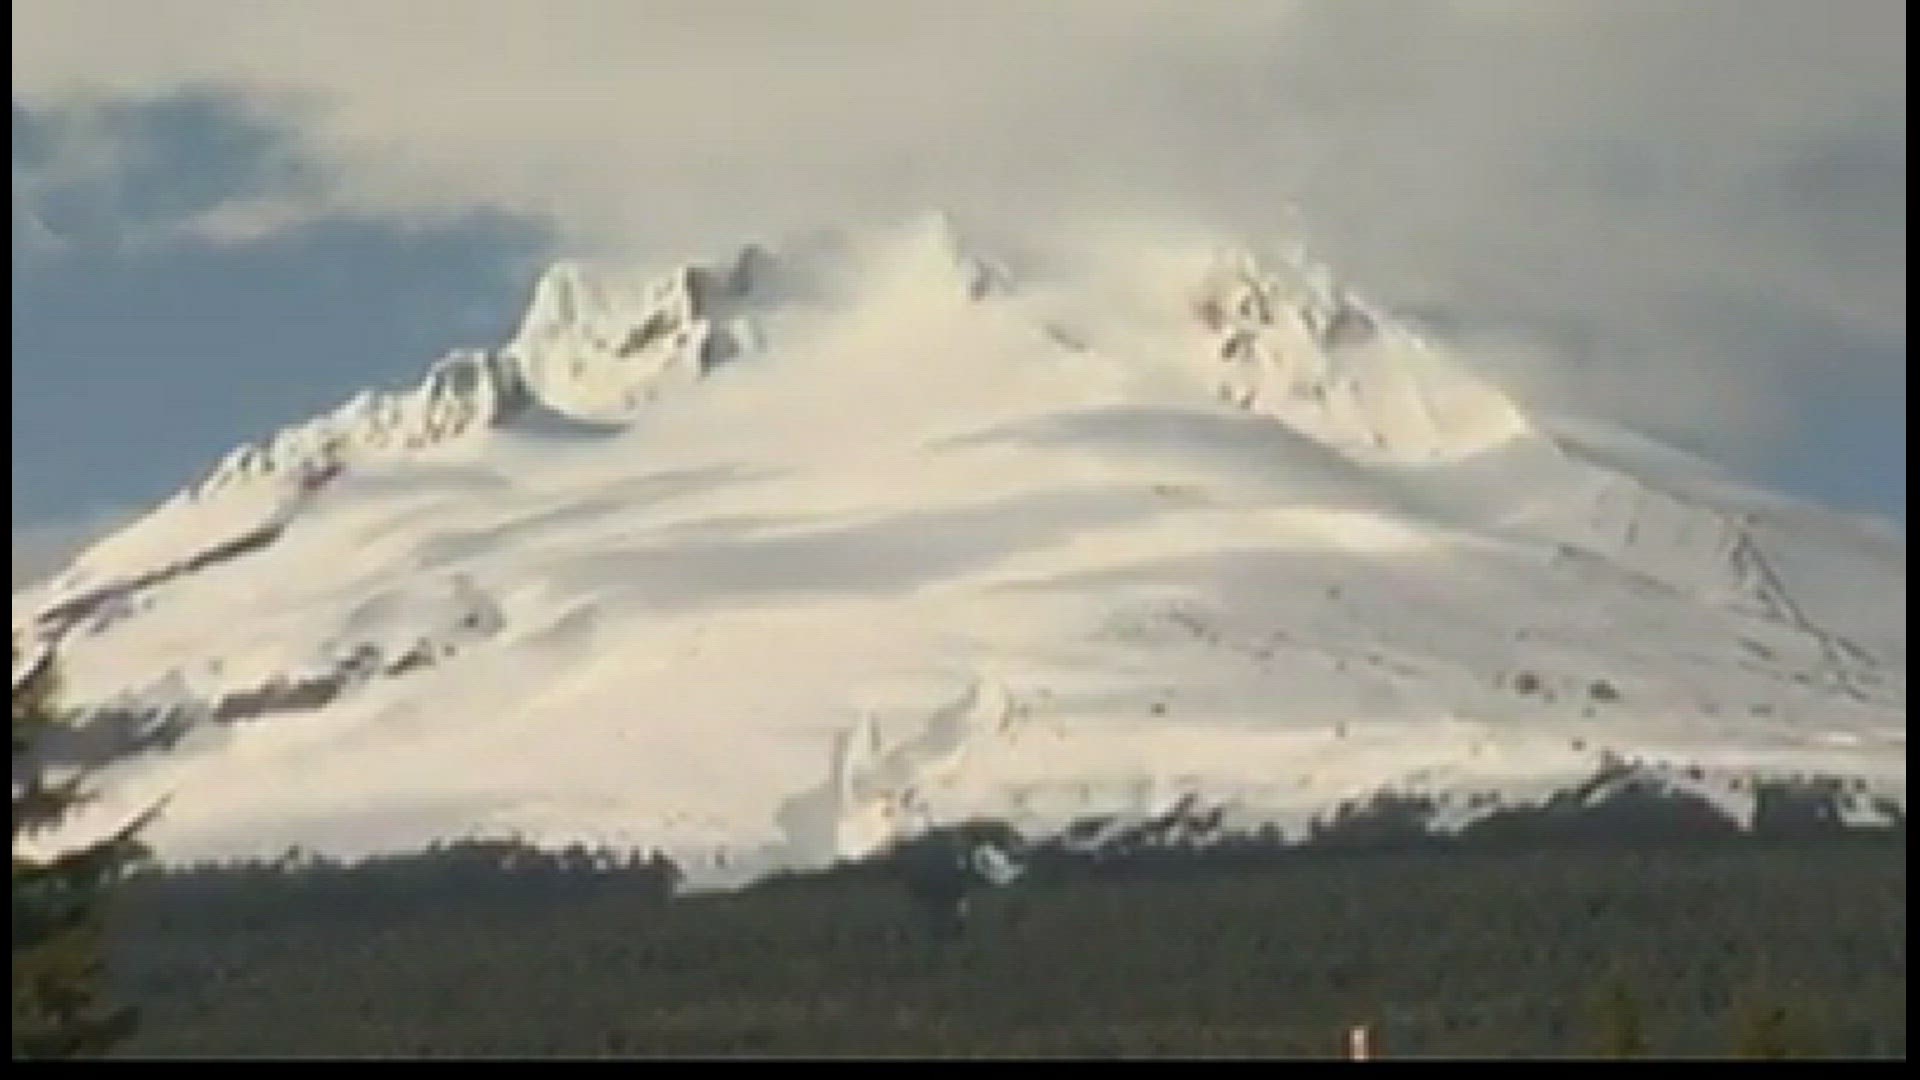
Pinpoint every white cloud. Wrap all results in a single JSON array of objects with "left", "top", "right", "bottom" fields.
[
  {"left": 170, "top": 194, "right": 336, "bottom": 248},
  {"left": 10, "top": 0, "right": 1906, "bottom": 459}
]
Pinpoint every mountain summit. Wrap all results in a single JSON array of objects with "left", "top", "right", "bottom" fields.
[{"left": 14, "top": 217, "right": 1905, "bottom": 887}]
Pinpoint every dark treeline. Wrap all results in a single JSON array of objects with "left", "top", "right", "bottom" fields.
[
  {"left": 105, "top": 803, "right": 1904, "bottom": 1058},
  {"left": 123, "top": 840, "right": 682, "bottom": 929}
]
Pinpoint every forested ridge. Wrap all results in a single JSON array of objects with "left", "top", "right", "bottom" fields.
[{"left": 106, "top": 824, "right": 1903, "bottom": 1058}]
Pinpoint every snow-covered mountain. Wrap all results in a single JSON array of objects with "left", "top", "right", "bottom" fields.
[{"left": 12, "top": 215, "right": 1905, "bottom": 889}]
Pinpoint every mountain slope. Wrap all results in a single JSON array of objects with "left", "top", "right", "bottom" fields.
[{"left": 13, "top": 216, "right": 1905, "bottom": 888}]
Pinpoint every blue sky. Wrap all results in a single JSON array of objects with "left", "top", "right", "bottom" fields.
[
  {"left": 12, "top": 101, "right": 547, "bottom": 520},
  {"left": 11, "top": 2, "right": 1906, "bottom": 577}
]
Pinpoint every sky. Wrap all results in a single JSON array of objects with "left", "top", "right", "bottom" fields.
[{"left": 10, "top": 1, "right": 1906, "bottom": 583}]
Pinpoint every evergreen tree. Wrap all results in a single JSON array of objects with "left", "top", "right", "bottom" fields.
[
  {"left": 1733, "top": 999, "right": 1819, "bottom": 1059},
  {"left": 894, "top": 830, "right": 976, "bottom": 942},
  {"left": 890, "top": 825, "right": 1022, "bottom": 944},
  {"left": 12, "top": 640, "right": 155, "bottom": 1059},
  {"left": 1592, "top": 978, "right": 1648, "bottom": 1058}
]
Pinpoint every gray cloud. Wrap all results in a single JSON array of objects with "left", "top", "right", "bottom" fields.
[{"left": 11, "top": 0, "right": 1906, "bottom": 461}]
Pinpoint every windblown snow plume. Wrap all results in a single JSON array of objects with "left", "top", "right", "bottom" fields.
[{"left": 13, "top": 218, "right": 1905, "bottom": 888}]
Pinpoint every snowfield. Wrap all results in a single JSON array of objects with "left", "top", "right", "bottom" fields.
[{"left": 13, "top": 216, "right": 1905, "bottom": 889}]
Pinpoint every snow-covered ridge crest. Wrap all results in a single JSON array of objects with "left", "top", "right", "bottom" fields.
[
  {"left": 192, "top": 349, "right": 532, "bottom": 499},
  {"left": 180, "top": 215, "right": 1526, "bottom": 504},
  {"left": 183, "top": 245, "right": 780, "bottom": 504},
  {"left": 1188, "top": 244, "right": 1533, "bottom": 463},
  {"left": 177, "top": 216, "right": 1018, "bottom": 505},
  {"left": 501, "top": 247, "right": 769, "bottom": 425}
]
